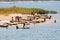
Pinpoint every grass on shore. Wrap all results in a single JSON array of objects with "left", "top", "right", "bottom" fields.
[{"left": 0, "top": 7, "right": 57, "bottom": 15}]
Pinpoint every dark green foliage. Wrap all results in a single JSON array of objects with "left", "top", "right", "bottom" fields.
[
  {"left": 49, "top": 11, "right": 57, "bottom": 14},
  {"left": 0, "top": 7, "right": 57, "bottom": 14}
]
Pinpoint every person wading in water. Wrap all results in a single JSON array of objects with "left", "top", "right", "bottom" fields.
[
  {"left": 16, "top": 25, "right": 19, "bottom": 29},
  {"left": 23, "top": 23, "right": 25, "bottom": 29},
  {"left": 54, "top": 20, "right": 56, "bottom": 23}
]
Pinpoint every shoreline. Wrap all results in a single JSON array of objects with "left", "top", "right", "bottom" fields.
[
  {"left": 0, "top": 13, "right": 52, "bottom": 21},
  {"left": 0, "top": 13, "right": 55, "bottom": 28}
]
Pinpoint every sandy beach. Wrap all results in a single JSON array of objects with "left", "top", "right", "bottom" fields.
[
  {"left": 0, "top": 13, "right": 52, "bottom": 28},
  {"left": 0, "top": 13, "right": 52, "bottom": 22},
  {"left": 0, "top": 14, "right": 32, "bottom": 21}
]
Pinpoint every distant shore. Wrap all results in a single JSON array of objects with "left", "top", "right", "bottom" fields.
[{"left": 0, "top": 7, "right": 57, "bottom": 15}]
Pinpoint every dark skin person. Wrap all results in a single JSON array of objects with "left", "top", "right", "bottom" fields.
[
  {"left": 54, "top": 20, "right": 56, "bottom": 23},
  {"left": 23, "top": 23, "right": 25, "bottom": 29},
  {"left": 16, "top": 25, "right": 19, "bottom": 29}
]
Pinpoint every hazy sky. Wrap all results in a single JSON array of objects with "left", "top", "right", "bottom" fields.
[
  {"left": 0, "top": 0, "right": 60, "bottom": 1},
  {"left": 0, "top": 1, "right": 60, "bottom": 12}
]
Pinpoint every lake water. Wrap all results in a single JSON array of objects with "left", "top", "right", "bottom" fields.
[
  {"left": 0, "top": 1, "right": 60, "bottom": 12},
  {"left": 0, "top": 14, "right": 60, "bottom": 40}
]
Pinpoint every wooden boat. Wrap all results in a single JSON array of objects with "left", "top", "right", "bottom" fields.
[
  {"left": 8, "top": 22, "right": 17, "bottom": 25},
  {"left": 0, "top": 23, "right": 8, "bottom": 27},
  {"left": 0, "top": 21, "right": 9, "bottom": 27},
  {"left": 0, "top": 25, "right": 8, "bottom": 27}
]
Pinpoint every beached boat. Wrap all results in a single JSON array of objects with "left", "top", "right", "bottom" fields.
[
  {"left": 0, "top": 20, "right": 9, "bottom": 27},
  {"left": 0, "top": 25, "right": 8, "bottom": 27},
  {"left": 0, "top": 23, "right": 8, "bottom": 27},
  {"left": 8, "top": 22, "right": 17, "bottom": 25}
]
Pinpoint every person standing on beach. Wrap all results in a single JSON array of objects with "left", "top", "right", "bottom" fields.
[
  {"left": 10, "top": 16, "right": 13, "bottom": 23},
  {"left": 44, "top": 18, "right": 46, "bottom": 22},
  {"left": 12, "top": 16, "right": 13, "bottom": 22}
]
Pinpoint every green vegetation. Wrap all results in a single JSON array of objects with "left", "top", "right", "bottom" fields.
[
  {"left": 49, "top": 11, "right": 57, "bottom": 14},
  {"left": 0, "top": 6, "right": 57, "bottom": 15}
]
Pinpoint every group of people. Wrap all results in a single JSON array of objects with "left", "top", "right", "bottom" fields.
[{"left": 12, "top": 15, "right": 57, "bottom": 29}]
